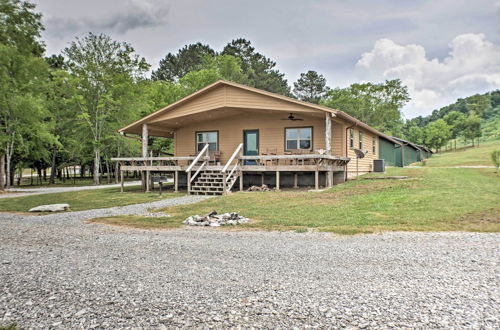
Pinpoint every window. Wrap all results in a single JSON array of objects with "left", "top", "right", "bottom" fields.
[
  {"left": 349, "top": 129, "right": 354, "bottom": 148},
  {"left": 359, "top": 131, "right": 363, "bottom": 149},
  {"left": 285, "top": 127, "right": 312, "bottom": 151},
  {"left": 372, "top": 137, "right": 376, "bottom": 153},
  {"left": 196, "top": 131, "right": 218, "bottom": 152}
]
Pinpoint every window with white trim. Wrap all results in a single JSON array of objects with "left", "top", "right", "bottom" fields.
[
  {"left": 372, "top": 137, "right": 376, "bottom": 153},
  {"left": 359, "top": 130, "right": 363, "bottom": 149},
  {"left": 285, "top": 127, "right": 312, "bottom": 151},
  {"left": 196, "top": 131, "right": 218, "bottom": 152},
  {"left": 349, "top": 129, "right": 354, "bottom": 148}
]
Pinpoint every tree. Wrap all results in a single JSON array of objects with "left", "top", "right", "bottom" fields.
[
  {"left": 0, "top": 0, "right": 44, "bottom": 56},
  {"left": 222, "top": 38, "right": 290, "bottom": 95},
  {"left": 322, "top": 79, "right": 410, "bottom": 135},
  {"left": 462, "top": 113, "right": 482, "bottom": 146},
  {"left": 424, "top": 119, "right": 451, "bottom": 151},
  {"left": 407, "top": 126, "right": 425, "bottom": 145},
  {"left": 443, "top": 111, "right": 466, "bottom": 149},
  {"left": 151, "top": 42, "right": 215, "bottom": 82},
  {"left": 0, "top": 0, "right": 49, "bottom": 189},
  {"left": 63, "top": 33, "right": 149, "bottom": 184},
  {"left": 466, "top": 94, "right": 491, "bottom": 118},
  {"left": 293, "top": 70, "right": 330, "bottom": 104}
]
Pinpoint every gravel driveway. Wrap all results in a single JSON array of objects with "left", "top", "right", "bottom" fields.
[
  {"left": 0, "top": 206, "right": 499, "bottom": 329},
  {"left": 0, "top": 181, "right": 142, "bottom": 199}
]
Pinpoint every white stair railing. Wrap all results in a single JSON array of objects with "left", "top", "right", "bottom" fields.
[
  {"left": 222, "top": 143, "right": 243, "bottom": 193},
  {"left": 186, "top": 144, "right": 209, "bottom": 188}
]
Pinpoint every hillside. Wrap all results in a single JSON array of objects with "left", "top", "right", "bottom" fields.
[{"left": 426, "top": 139, "right": 500, "bottom": 167}]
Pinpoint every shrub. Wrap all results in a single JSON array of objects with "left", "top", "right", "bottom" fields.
[{"left": 491, "top": 150, "right": 500, "bottom": 172}]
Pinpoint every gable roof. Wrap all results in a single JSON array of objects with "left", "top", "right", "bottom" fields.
[{"left": 119, "top": 79, "right": 400, "bottom": 144}]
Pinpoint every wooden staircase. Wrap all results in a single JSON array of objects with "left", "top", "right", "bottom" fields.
[
  {"left": 189, "top": 169, "right": 239, "bottom": 195},
  {"left": 187, "top": 143, "right": 243, "bottom": 196}
]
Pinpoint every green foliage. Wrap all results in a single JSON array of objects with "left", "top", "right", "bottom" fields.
[
  {"left": 222, "top": 38, "right": 290, "bottom": 95},
  {"left": 63, "top": 32, "right": 150, "bottom": 184},
  {"left": 151, "top": 42, "right": 215, "bottom": 82},
  {"left": 0, "top": 0, "right": 44, "bottom": 56},
  {"left": 322, "top": 79, "right": 409, "bottom": 135},
  {"left": 0, "top": 0, "right": 49, "bottom": 187},
  {"left": 407, "top": 126, "right": 425, "bottom": 145},
  {"left": 462, "top": 113, "right": 482, "bottom": 143},
  {"left": 293, "top": 70, "right": 329, "bottom": 104},
  {"left": 490, "top": 150, "right": 500, "bottom": 171},
  {"left": 424, "top": 119, "right": 451, "bottom": 150}
]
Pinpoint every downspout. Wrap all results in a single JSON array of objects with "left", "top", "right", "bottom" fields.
[{"left": 345, "top": 122, "right": 357, "bottom": 181}]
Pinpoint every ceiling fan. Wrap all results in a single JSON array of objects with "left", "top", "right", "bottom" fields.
[{"left": 281, "top": 113, "right": 304, "bottom": 121}]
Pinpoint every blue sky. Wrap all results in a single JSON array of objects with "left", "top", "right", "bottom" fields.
[{"left": 34, "top": 0, "right": 500, "bottom": 119}]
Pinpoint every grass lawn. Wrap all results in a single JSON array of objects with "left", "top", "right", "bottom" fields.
[
  {"left": 0, "top": 185, "right": 181, "bottom": 213},
  {"left": 424, "top": 139, "right": 500, "bottom": 167},
  {"left": 93, "top": 167, "right": 500, "bottom": 234},
  {"left": 14, "top": 176, "right": 138, "bottom": 188}
]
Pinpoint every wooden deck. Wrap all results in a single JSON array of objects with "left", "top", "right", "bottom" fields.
[{"left": 112, "top": 146, "right": 350, "bottom": 194}]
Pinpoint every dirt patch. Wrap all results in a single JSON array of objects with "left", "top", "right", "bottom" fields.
[{"left": 458, "top": 208, "right": 500, "bottom": 224}]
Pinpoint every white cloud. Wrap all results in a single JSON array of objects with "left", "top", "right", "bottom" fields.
[
  {"left": 45, "top": 0, "right": 170, "bottom": 38},
  {"left": 355, "top": 33, "right": 500, "bottom": 118}
]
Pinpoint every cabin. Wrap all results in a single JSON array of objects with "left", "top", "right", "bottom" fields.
[{"left": 113, "top": 80, "right": 401, "bottom": 195}]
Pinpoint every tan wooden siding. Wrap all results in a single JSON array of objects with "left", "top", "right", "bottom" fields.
[
  {"left": 150, "top": 85, "right": 226, "bottom": 123},
  {"left": 225, "top": 85, "right": 319, "bottom": 113},
  {"left": 175, "top": 111, "right": 330, "bottom": 163},
  {"left": 346, "top": 128, "right": 378, "bottom": 173}
]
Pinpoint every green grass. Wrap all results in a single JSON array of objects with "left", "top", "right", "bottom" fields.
[
  {"left": 94, "top": 167, "right": 500, "bottom": 234},
  {"left": 13, "top": 175, "right": 138, "bottom": 188},
  {"left": 425, "top": 139, "right": 500, "bottom": 167},
  {"left": 0, "top": 185, "right": 181, "bottom": 212}
]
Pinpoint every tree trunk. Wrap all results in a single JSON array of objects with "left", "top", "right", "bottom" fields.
[
  {"left": 49, "top": 146, "right": 57, "bottom": 185},
  {"left": 105, "top": 160, "right": 111, "bottom": 184},
  {"left": 0, "top": 154, "right": 5, "bottom": 191},
  {"left": 93, "top": 147, "right": 100, "bottom": 185}
]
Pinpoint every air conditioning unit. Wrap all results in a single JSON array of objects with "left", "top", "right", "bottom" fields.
[{"left": 373, "top": 159, "right": 385, "bottom": 172}]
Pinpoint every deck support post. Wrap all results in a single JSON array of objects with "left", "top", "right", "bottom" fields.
[
  {"left": 261, "top": 173, "right": 264, "bottom": 186},
  {"left": 142, "top": 124, "right": 149, "bottom": 192},
  {"left": 239, "top": 172, "right": 243, "bottom": 191},
  {"left": 223, "top": 173, "right": 227, "bottom": 195},
  {"left": 120, "top": 169, "right": 124, "bottom": 193},
  {"left": 276, "top": 171, "right": 280, "bottom": 190},
  {"left": 325, "top": 113, "right": 333, "bottom": 187},
  {"left": 294, "top": 172, "right": 298, "bottom": 188},
  {"left": 187, "top": 171, "right": 191, "bottom": 194},
  {"left": 174, "top": 170, "right": 178, "bottom": 193},
  {"left": 315, "top": 170, "right": 319, "bottom": 190}
]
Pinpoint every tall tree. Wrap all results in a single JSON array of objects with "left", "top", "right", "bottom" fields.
[
  {"left": 151, "top": 42, "right": 215, "bottom": 82},
  {"left": 0, "top": 0, "right": 48, "bottom": 189},
  {"left": 322, "top": 79, "right": 410, "bottom": 135},
  {"left": 293, "top": 70, "right": 330, "bottom": 104},
  {"left": 462, "top": 113, "right": 482, "bottom": 146},
  {"left": 64, "top": 33, "right": 149, "bottom": 184},
  {"left": 442, "top": 111, "right": 466, "bottom": 149},
  {"left": 424, "top": 119, "right": 451, "bottom": 151},
  {"left": 222, "top": 38, "right": 290, "bottom": 95}
]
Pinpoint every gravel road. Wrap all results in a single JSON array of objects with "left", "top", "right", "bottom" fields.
[
  {"left": 0, "top": 206, "right": 499, "bottom": 329},
  {"left": 0, "top": 181, "right": 143, "bottom": 199}
]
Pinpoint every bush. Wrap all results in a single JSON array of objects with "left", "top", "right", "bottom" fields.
[{"left": 491, "top": 150, "right": 500, "bottom": 171}]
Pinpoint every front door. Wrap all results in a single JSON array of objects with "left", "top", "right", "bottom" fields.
[{"left": 243, "top": 130, "right": 259, "bottom": 165}]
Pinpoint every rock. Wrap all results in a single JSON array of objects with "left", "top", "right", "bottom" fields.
[
  {"left": 247, "top": 185, "right": 272, "bottom": 192},
  {"left": 183, "top": 210, "right": 249, "bottom": 227},
  {"left": 29, "top": 204, "right": 70, "bottom": 212}
]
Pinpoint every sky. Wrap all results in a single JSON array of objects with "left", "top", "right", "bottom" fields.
[{"left": 33, "top": 0, "right": 500, "bottom": 119}]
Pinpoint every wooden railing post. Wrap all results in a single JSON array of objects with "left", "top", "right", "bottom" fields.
[{"left": 223, "top": 172, "right": 227, "bottom": 194}]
